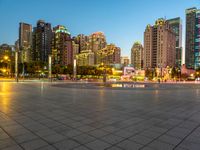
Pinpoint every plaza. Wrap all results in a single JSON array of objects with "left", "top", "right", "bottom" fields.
[{"left": 0, "top": 82, "right": 200, "bottom": 150}]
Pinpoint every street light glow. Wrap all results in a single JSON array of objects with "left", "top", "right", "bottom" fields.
[{"left": 4, "top": 56, "right": 8, "bottom": 60}]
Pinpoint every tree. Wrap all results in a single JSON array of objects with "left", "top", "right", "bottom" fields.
[
  {"left": 145, "top": 68, "right": 155, "bottom": 80},
  {"left": 195, "top": 68, "right": 200, "bottom": 78},
  {"left": 26, "top": 62, "right": 35, "bottom": 74},
  {"left": 65, "top": 64, "right": 73, "bottom": 75},
  {"left": 52, "top": 64, "right": 66, "bottom": 76},
  {"left": 181, "top": 73, "right": 189, "bottom": 80}
]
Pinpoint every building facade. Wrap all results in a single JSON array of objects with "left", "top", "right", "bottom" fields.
[
  {"left": 96, "top": 44, "right": 121, "bottom": 65},
  {"left": 19, "top": 22, "right": 32, "bottom": 63},
  {"left": 195, "top": 10, "right": 200, "bottom": 69},
  {"left": 71, "top": 32, "right": 121, "bottom": 66},
  {"left": 167, "top": 17, "right": 182, "bottom": 67},
  {"left": 131, "top": 42, "right": 143, "bottom": 69},
  {"left": 0, "top": 44, "right": 15, "bottom": 75},
  {"left": 72, "top": 41, "right": 79, "bottom": 59},
  {"left": 0, "top": 44, "right": 14, "bottom": 61},
  {"left": 185, "top": 7, "right": 200, "bottom": 69},
  {"left": 144, "top": 18, "right": 176, "bottom": 69},
  {"left": 89, "top": 32, "right": 107, "bottom": 64},
  {"left": 52, "top": 25, "right": 73, "bottom": 66},
  {"left": 89, "top": 32, "right": 107, "bottom": 52},
  {"left": 32, "top": 20, "right": 52, "bottom": 63},
  {"left": 121, "top": 56, "right": 130, "bottom": 66},
  {"left": 76, "top": 50, "right": 94, "bottom": 66},
  {"left": 73, "top": 34, "right": 89, "bottom": 53}
]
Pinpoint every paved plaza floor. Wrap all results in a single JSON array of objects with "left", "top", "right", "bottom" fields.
[{"left": 0, "top": 82, "right": 200, "bottom": 150}]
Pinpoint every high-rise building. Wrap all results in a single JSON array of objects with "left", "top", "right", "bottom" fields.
[
  {"left": 144, "top": 18, "right": 176, "bottom": 69},
  {"left": 113, "top": 47, "right": 121, "bottom": 64},
  {"left": 32, "top": 20, "right": 52, "bottom": 63},
  {"left": 15, "top": 40, "right": 19, "bottom": 53},
  {"left": 74, "top": 34, "right": 89, "bottom": 53},
  {"left": 167, "top": 17, "right": 182, "bottom": 67},
  {"left": 72, "top": 41, "right": 79, "bottom": 59},
  {"left": 185, "top": 7, "right": 200, "bottom": 69},
  {"left": 89, "top": 32, "right": 107, "bottom": 64},
  {"left": 52, "top": 25, "right": 73, "bottom": 66},
  {"left": 195, "top": 10, "right": 200, "bottom": 69},
  {"left": 74, "top": 32, "right": 120, "bottom": 66},
  {"left": 96, "top": 44, "right": 121, "bottom": 65},
  {"left": 19, "top": 22, "right": 32, "bottom": 63},
  {"left": 76, "top": 50, "right": 95, "bottom": 66},
  {"left": 131, "top": 42, "right": 143, "bottom": 69},
  {"left": 89, "top": 32, "right": 107, "bottom": 52},
  {"left": 121, "top": 56, "right": 130, "bottom": 66}
]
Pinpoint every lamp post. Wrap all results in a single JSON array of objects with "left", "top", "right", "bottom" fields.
[
  {"left": 22, "top": 51, "right": 25, "bottom": 81},
  {"left": 73, "top": 59, "right": 77, "bottom": 80},
  {"left": 158, "top": 64, "right": 163, "bottom": 82},
  {"left": 4, "top": 56, "right": 8, "bottom": 77},
  {"left": 102, "top": 63, "right": 107, "bottom": 83},
  {"left": 48, "top": 55, "right": 52, "bottom": 82},
  {"left": 3, "top": 55, "right": 11, "bottom": 77},
  {"left": 178, "top": 69, "right": 181, "bottom": 82},
  {"left": 15, "top": 51, "right": 18, "bottom": 82}
]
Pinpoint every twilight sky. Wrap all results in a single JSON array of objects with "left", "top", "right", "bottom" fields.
[{"left": 0, "top": 0, "right": 199, "bottom": 59}]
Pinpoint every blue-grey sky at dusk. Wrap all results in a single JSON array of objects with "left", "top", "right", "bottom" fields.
[{"left": 0, "top": 0, "right": 199, "bottom": 58}]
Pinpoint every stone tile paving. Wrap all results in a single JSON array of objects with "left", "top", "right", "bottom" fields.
[{"left": 0, "top": 82, "right": 200, "bottom": 150}]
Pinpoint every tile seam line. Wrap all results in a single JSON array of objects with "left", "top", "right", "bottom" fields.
[
  {"left": 0, "top": 110, "right": 60, "bottom": 150},
  {"left": 172, "top": 123, "right": 200, "bottom": 150},
  {"left": 138, "top": 109, "right": 200, "bottom": 150},
  {"left": 0, "top": 125, "right": 25, "bottom": 150}
]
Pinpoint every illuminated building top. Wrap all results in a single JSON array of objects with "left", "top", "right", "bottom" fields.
[
  {"left": 54, "top": 25, "right": 70, "bottom": 34},
  {"left": 155, "top": 18, "right": 166, "bottom": 26}
]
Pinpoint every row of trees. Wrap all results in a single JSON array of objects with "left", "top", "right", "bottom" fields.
[
  {"left": 145, "top": 67, "right": 200, "bottom": 80},
  {"left": 0, "top": 61, "right": 114, "bottom": 78},
  {"left": 145, "top": 67, "right": 182, "bottom": 80},
  {"left": 1, "top": 60, "right": 200, "bottom": 79}
]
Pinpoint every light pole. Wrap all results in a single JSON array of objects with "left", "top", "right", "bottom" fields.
[
  {"left": 3, "top": 56, "right": 11, "bottom": 77},
  {"left": 102, "top": 63, "right": 107, "bottom": 83},
  {"left": 161, "top": 67, "right": 163, "bottom": 82},
  {"left": 15, "top": 51, "right": 18, "bottom": 82},
  {"left": 48, "top": 55, "right": 52, "bottom": 82},
  {"left": 73, "top": 59, "right": 77, "bottom": 80},
  {"left": 178, "top": 69, "right": 181, "bottom": 82},
  {"left": 22, "top": 51, "right": 25, "bottom": 81},
  {"left": 4, "top": 56, "right": 8, "bottom": 77}
]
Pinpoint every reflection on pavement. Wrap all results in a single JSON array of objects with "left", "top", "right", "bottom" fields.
[{"left": 0, "top": 82, "right": 12, "bottom": 113}]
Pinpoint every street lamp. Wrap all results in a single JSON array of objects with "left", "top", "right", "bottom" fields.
[
  {"left": 197, "top": 72, "right": 200, "bottom": 77},
  {"left": 112, "top": 68, "right": 115, "bottom": 73},
  {"left": 73, "top": 59, "right": 77, "bottom": 80},
  {"left": 15, "top": 51, "right": 19, "bottom": 82},
  {"left": 48, "top": 55, "right": 52, "bottom": 82},
  {"left": 178, "top": 68, "right": 181, "bottom": 82},
  {"left": 4, "top": 56, "right": 8, "bottom": 60},
  {"left": 3, "top": 55, "right": 10, "bottom": 77},
  {"left": 100, "top": 62, "right": 107, "bottom": 83}
]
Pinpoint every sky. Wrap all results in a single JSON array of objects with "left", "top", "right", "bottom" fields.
[{"left": 0, "top": 0, "right": 199, "bottom": 59}]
